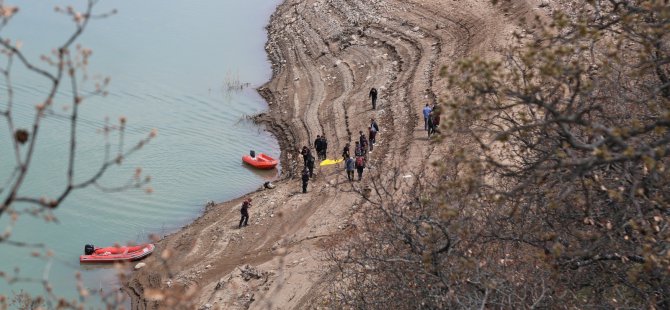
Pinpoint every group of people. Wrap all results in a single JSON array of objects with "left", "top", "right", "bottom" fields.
[
  {"left": 299, "top": 131, "right": 332, "bottom": 193},
  {"left": 239, "top": 86, "right": 442, "bottom": 229},
  {"left": 314, "top": 135, "right": 328, "bottom": 160},
  {"left": 342, "top": 118, "right": 380, "bottom": 181}
]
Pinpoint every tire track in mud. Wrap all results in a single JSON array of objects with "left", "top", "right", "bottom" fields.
[
  {"left": 296, "top": 3, "right": 355, "bottom": 149},
  {"left": 288, "top": 19, "right": 326, "bottom": 144}
]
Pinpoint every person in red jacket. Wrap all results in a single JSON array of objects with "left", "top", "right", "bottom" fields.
[{"left": 355, "top": 156, "right": 366, "bottom": 181}]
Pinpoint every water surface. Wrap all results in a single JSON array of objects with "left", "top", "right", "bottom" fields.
[{"left": 0, "top": 0, "right": 280, "bottom": 303}]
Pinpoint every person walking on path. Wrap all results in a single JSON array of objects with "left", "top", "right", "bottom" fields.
[
  {"left": 431, "top": 104, "right": 441, "bottom": 133},
  {"left": 359, "top": 131, "right": 368, "bottom": 154},
  {"left": 342, "top": 143, "right": 350, "bottom": 161},
  {"left": 422, "top": 103, "right": 432, "bottom": 131},
  {"left": 427, "top": 111, "right": 435, "bottom": 137},
  {"left": 301, "top": 168, "right": 310, "bottom": 193},
  {"left": 368, "top": 126, "right": 377, "bottom": 151},
  {"left": 370, "top": 118, "right": 379, "bottom": 132},
  {"left": 314, "top": 135, "right": 323, "bottom": 160},
  {"left": 239, "top": 198, "right": 252, "bottom": 228},
  {"left": 355, "top": 155, "right": 366, "bottom": 181},
  {"left": 345, "top": 156, "right": 355, "bottom": 181},
  {"left": 369, "top": 87, "right": 378, "bottom": 110}
]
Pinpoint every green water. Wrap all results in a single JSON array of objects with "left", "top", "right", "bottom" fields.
[{"left": 0, "top": 0, "right": 280, "bottom": 305}]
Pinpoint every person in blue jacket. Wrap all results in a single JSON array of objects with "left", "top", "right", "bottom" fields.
[
  {"left": 422, "top": 103, "right": 432, "bottom": 131},
  {"left": 345, "top": 156, "right": 355, "bottom": 181}
]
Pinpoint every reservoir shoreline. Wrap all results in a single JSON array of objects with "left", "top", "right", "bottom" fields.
[{"left": 125, "top": 0, "right": 531, "bottom": 308}]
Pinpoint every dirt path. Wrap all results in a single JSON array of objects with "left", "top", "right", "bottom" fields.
[{"left": 126, "top": 0, "right": 545, "bottom": 309}]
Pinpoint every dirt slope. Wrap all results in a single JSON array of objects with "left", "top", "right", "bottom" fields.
[{"left": 126, "top": 0, "right": 545, "bottom": 309}]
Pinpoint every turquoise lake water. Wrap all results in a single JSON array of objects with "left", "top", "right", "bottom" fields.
[{"left": 0, "top": 0, "right": 280, "bottom": 304}]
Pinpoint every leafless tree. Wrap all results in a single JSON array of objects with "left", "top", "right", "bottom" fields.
[{"left": 0, "top": 1, "right": 154, "bottom": 308}]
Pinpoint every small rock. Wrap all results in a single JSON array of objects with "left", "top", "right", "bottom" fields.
[
  {"left": 215, "top": 279, "right": 226, "bottom": 290},
  {"left": 199, "top": 304, "right": 212, "bottom": 310},
  {"left": 206, "top": 264, "right": 211, "bottom": 269},
  {"left": 134, "top": 262, "right": 146, "bottom": 270},
  {"left": 240, "top": 265, "right": 265, "bottom": 281}
]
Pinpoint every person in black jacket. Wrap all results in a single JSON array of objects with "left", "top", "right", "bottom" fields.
[
  {"left": 239, "top": 198, "right": 252, "bottom": 228},
  {"left": 314, "top": 135, "right": 322, "bottom": 160},
  {"left": 354, "top": 141, "right": 363, "bottom": 157},
  {"left": 359, "top": 131, "right": 368, "bottom": 154},
  {"left": 370, "top": 118, "right": 379, "bottom": 132},
  {"left": 342, "top": 143, "right": 350, "bottom": 160},
  {"left": 306, "top": 152, "right": 315, "bottom": 177},
  {"left": 301, "top": 146, "right": 312, "bottom": 166},
  {"left": 369, "top": 87, "right": 378, "bottom": 110},
  {"left": 301, "top": 168, "right": 310, "bottom": 193}
]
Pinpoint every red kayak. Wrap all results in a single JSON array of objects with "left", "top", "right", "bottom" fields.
[
  {"left": 243, "top": 153, "right": 278, "bottom": 169},
  {"left": 80, "top": 244, "right": 155, "bottom": 263}
]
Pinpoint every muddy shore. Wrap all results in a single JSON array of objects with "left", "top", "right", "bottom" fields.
[{"left": 125, "top": 0, "right": 543, "bottom": 308}]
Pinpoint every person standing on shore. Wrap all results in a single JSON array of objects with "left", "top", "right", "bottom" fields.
[
  {"left": 369, "top": 87, "right": 378, "bottom": 110},
  {"left": 239, "top": 198, "right": 252, "bottom": 228},
  {"left": 355, "top": 155, "right": 366, "bottom": 181},
  {"left": 342, "top": 143, "right": 350, "bottom": 161},
  {"left": 301, "top": 168, "right": 310, "bottom": 193},
  {"left": 301, "top": 146, "right": 312, "bottom": 166},
  {"left": 422, "top": 103, "right": 432, "bottom": 131},
  {"left": 345, "top": 156, "right": 355, "bottom": 181},
  {"left": 314, "top": 135, "right": 323, "bottom": 160}
]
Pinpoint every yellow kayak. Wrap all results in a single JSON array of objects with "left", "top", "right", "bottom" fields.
[{"left": 320, "top": 158, "right": 343, "bottom": 166}]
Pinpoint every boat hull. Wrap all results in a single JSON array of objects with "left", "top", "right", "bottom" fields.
[
  {"left": 79, "top": 244, "right": 155, "bottom": 263},
  {"left": 242, "top": 153, "right": 278, "bottom": 169}
]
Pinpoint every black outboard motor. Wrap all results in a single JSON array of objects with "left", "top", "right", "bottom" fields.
[
  {"left": 250, "top": 150, "right": 256, "bottom": 158},
  {"left": 84, "top": 244, "right": 95, "bottom": 255}
]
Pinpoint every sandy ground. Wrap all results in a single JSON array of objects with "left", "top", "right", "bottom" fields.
[{"left": 126, "top": 0, "right": 546, "bottom": 309}]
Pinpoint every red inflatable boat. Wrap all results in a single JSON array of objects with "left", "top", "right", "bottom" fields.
[
  {"left": 80, "top": 243, "right": 155, "bottom": 263},
  {"left": 243, "top": 153, "right": 278, "bottom": 169}
]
